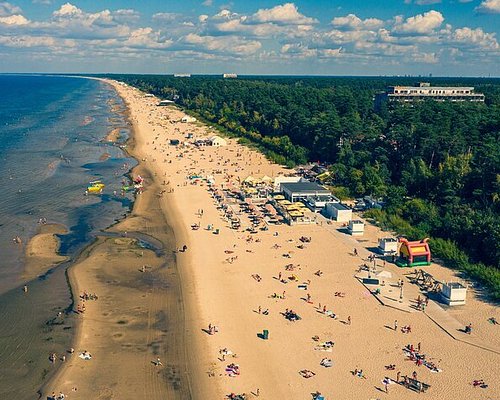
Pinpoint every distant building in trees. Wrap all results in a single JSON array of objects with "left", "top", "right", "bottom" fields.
[
  {"left": 375, "top": 82, "right": 484, "bottom": 108},
  {"left": 223, "top": 73, "right": 238, "bottom": 79}
]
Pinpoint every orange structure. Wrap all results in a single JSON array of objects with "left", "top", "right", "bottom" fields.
[{"left": 396, "top": 238, "right": 431, "bottom": 267}]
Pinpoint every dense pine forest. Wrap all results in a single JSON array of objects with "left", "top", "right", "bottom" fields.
[{"left": 103, "top": 74, "right": 500, "bottom": 300}]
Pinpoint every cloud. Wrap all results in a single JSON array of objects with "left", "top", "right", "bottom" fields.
[
  {"left": 252, "top": 3, "right": 316, "bottom": 25},
  {"left": 32, "top": 0, "right": 52, "bottom": 4},
  {"left": 0, "top": 14, "right": 29, "bottom": 25},
  {"left": 280, "top": 43, "right": 343, "bottom": 59},
  {"left": 0, "top": 34, "right": 74, "bottom": 48},
  {"left": 393, "top": 10, "right": 444, "bottom": 34},
  {"left": 113, "top": 9, "right": 140, "bottom": 24},
  {"left": 0, "top": 1, "right": 21, "bottom": 16},
  {"left": 53, "top": 2, "right": 81, "bottom": 17},
  {"left": 0, "top": 1, "right": 497, "bottom": 73},
  {"left": 475, "top": 0, "right": 500, "bottom": 13},
  {"left": 152, "top": 12, "right": 182, "bottom": 22},
  {"left": 123, "top": 27, "right": 173, "bottom": 49},
  {"left": 331, "top": 14, "right": 383, "bottom": 30},
  {"left": 182, "top": 32, "right": 261, "bottom": 55},
  {"left": 450, "top": 27, "right": 499, "bottom": 51},
  {"left": 202, "top": 0, "right": 213, "bottom": 6}
]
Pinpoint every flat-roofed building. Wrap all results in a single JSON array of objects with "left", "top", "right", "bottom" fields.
[
  {"left": 324, "top": 202, "right": 352, "bottom": 222},
  {"left": 376, "top": 82, "right": 484, "bottom": 107},
  {"left": 280, "top": 181, "right": 331, "bottom": 203}
]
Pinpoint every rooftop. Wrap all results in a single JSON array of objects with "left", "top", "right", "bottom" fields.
[
  {"left": 281, "top": 182, "right": 330, "bottom": 193},
  {"left": 328, "top": 202, "right": 350, "bottom": 211}
]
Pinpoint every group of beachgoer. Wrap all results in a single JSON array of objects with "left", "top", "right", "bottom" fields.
[
  {"left": 48, "top": 391, "right": 67, "bottom": 400},
  {"left": 80, "top": 291, "right": 98, "bottom": 301},
  {"left": 207, "top": 323, "right": 219, "bottom": 335}
]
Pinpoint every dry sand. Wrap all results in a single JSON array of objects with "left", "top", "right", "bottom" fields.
[{"left": 47, "top": 79, "right": 499, "bottom": 400}]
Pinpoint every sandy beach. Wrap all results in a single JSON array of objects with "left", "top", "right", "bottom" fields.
[{"left": 44, "top": 79, "right": 499, "bottom": 400}]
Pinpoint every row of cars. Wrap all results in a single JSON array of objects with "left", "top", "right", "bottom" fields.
[{"left": 353, "top": 196, "right": 385, "bottom": 211}]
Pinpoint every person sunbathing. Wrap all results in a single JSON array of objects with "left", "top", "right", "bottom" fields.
[
  {"left": 300, "top": 369, "right": 316, "bottom": 378},
  {"left": 334, "top": 292, "right": 346, "bottom": 297},
  {"left": 283, "top": 309, "right": 301, "bottom": 321},
  {"left": 314, "top": 270, "right": 323, "bottom": 277},
  {"left": 320, "top": 358, "right": 333, "bottom": 367},
  {"left": 472, "top": 379, "right": 487, "bottom": 388},
  {"left": 401, "top": 325, "right": 412, "bottom": 334},
  {"left": 385, "top": 364, "right": 396, "bottom": 370}
]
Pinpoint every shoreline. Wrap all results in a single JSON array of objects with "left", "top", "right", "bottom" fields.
[{"left": 42, "top": 78, "right": 194, "bottom": 399}]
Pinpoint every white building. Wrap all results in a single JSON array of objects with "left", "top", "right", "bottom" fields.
[
  {"left": 324, "top": 202, "right": 351, "bottom": 222},
  {"left": 181, "top": 115, "right": 197, "bottom": 123},
  {"left": 348, "top": 220, "right": 365, "bottom": 236},
  {"left": 378, "top": 237, "right": 398, "bottom": 255},
  {"left": 209, "top": 135, "right": 227, "bottom": 146},
  {"left": 376, "top": 82, "right": 484, "bottom": 105},
  {"left": 441, "top": 282, "right": 467, "bottom": 306},
  {"left": 223, "top": 73, "right": 238, "bottom": 79}
]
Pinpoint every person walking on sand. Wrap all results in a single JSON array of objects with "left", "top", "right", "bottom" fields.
[
  {"left": 394, "top": 320, "right": 398, "bottom": 331},
  {"left": 347, "top": 316, "right": 351, "bottom": 325}
]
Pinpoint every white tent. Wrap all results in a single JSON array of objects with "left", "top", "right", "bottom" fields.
[
  {"left": 209, "top": 135, "right": 227, "bottom": 146},
  {"left": 181, "top": 115, "right": 197, "bottom": 123}
]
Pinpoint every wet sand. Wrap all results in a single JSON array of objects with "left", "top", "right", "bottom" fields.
[
  {"left": 23, "top": 223, "right": 68, "bottom": 281},
  {"left": 104, "top": 127, "right": 121, "bottom": 143}
]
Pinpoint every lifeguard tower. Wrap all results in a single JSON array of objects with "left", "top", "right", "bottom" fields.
[
  {"left": 348, "top": 220, "right": 365, "bottom": 236},
  {"left": 378, "top": 237, "right": 398, "bottom": 255},
  {"left": 396, "top": 238, "right": 431, "bottom": 267},
  {"left": 441, "top": 281, "right": 467, "bottom": 306}
]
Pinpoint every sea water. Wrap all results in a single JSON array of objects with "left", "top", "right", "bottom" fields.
[
  {"left": 0, "top": 74, "right": 135, "bottom": 293},
  {"left": 0, "top": 74, "right": 136, "bottom": 398}
]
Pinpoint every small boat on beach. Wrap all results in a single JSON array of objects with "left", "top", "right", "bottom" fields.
[{"left": 86, "top": 180, "right": 105, "bottom": 194}]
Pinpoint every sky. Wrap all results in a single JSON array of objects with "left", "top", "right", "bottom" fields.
[{"left": 0, "top": 0, "right": 499, "bottom": 76}]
